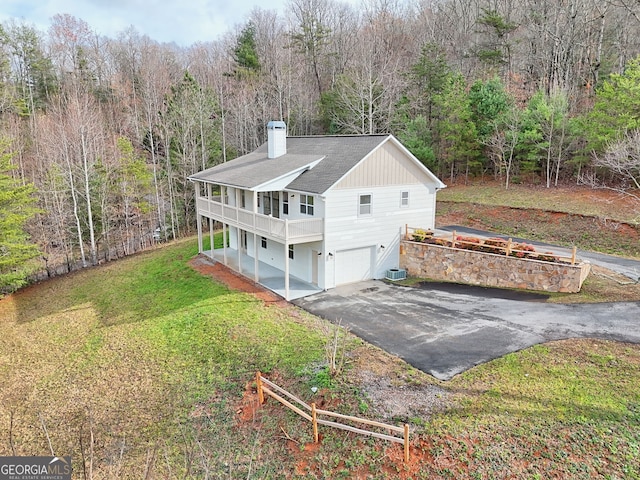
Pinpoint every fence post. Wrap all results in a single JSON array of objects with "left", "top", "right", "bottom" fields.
[
  {"left": 571, "top": 246, "right": 577, "bottom": 265},
  {"left": 506, "top": 238, "right": 512, "bottom": 256},
  {"left": 405, "top": 224, "right": 408, "bottom": 240},
  {"left": 256, "top": 371, "right": 264, "bottom": 405},
  {"left": 404, "top": 424, "right": 409, "bottom": 463},
  {"left": 452, "top": 230, "right": 456, "bottom": 248},
  {"left": 312, "top": 403, "right": 319, "bottom": 443}
]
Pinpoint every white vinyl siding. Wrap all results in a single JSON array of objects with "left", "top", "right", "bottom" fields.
[{"left": 323, "top": 184, "right": 436, "bottom": 288}]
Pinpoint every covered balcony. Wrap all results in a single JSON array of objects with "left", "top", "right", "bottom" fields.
[{"left": 196, "top": 195, "right": 324, "bottom": 244}]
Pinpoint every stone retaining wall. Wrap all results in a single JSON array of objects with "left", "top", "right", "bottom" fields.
[{"left": 400, "top": 241, "right": 591, "bottom": 293}]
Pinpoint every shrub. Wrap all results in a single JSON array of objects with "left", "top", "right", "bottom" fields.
[{"left": 412, "top": 228, "right": 433, "bottom": 242}]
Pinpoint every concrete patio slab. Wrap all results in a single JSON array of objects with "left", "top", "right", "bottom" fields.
[{"left": 204, "top": 248, "right": 322, "bottom": 300}]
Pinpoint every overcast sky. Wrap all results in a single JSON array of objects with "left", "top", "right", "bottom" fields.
[{"left": 1, "top": 0, "right": 288, "bottom": 46}]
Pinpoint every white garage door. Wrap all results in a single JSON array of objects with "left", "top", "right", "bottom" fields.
[{"left": 335, "top": 246, "right": 375, "bottom": 285}]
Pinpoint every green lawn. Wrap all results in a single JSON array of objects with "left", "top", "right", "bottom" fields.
[
  {"left": 0, "top": 238, "right": 330, "bottom": 477},
  {"left": 1, "top": 235, "right": 639, "bottom": 478}
]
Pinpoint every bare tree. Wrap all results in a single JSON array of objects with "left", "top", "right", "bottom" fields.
[
  {"left": 584, "top": 129, "right": 640, "bottom": 213},
  {"left": 483, "top": 106, "right": 521, "bottom": 189}
]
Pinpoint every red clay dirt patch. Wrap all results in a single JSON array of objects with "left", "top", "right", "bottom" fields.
[
  {"left": 235, "top": 381, "right": 263, "bottom": 423},
  {"left": 188, "top": 254, "right": 288, "bottom": 306}
]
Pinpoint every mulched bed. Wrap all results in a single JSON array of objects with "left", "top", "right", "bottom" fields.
[{"left": 188, "top": 254, "right": 288, "bottom": 306}]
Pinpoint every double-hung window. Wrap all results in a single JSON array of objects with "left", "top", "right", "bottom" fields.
[
  {"left": 282, "top": 192, "right": 289, "bottom": 215},
  {"left": 400, "top": 191, "right": 409, "bottom": 207},
  {"left": 359, "top": 194, "right": 372, "bottom": 215},
  {"left": 300, "top": 194, "right": 314, "bottom": 215}
]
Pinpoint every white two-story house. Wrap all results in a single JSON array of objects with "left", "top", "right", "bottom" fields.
[{"left": 188, "top": 121, "right": 445, "bottom": 300}]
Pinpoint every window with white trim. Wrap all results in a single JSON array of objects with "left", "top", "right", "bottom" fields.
[
  {"left": 283, "top": 192, "right": 289, "bottom": 215},
  {"left": 400, "top": 191, "right": 409, "bottom": 207},
  {"left": 359, "top": 194, "right": 372, "bottom": 215},
  {"left": 261, "top": 237, "right": 267, "bottom": 248},
  {"left": 288, "top": 244, "right": 294, "bottom": 259},
  {"left": 300, "top": 194, "right": 314, "bottom": 215}
]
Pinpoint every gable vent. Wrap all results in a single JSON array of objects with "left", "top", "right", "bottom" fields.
[{"left": 267, "top": 121, "right": 287, "bottom": 158}]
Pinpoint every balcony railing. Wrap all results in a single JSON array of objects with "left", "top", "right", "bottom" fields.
[{"left": 197, "top": 197, "right": 323, "bottom": 243}]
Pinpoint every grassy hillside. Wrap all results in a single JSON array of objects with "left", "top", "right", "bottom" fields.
[
  {"left": 0, "top": 238, "right": 334, "bottom": 477},
  {"left": 1, "top": 209, "right": 639, "bottom": 478},
  {"left": 437, "top": 182, "right": 640, "bottom": 225},
  {"left": 437, "top": 183, "right": 640, "bottom": 259}
]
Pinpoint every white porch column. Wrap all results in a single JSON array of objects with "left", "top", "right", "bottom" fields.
[
  {"left": 223, "top": 223, "right": 227, "bottom": 265},
  {"left": 196, "top": 214, "right": 203, "bottom": 254},
  {"left": 284, "top": 242, "right": 290, "bottom": 301},
  {"left": 237, "top": 226, "right": 243, "bottom": 274},
  {"left": 209, "top": 218, "right": 214, "bottom": 259},
  {"left": 254, "top": 233, "right": 259, "bottom": 282}
]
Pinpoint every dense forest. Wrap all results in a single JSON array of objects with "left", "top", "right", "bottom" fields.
[{"left": 2, "top": 0, "right": 640, "bottom": 291}]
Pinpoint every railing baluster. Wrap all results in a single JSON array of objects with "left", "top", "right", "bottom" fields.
[{"left": 197, "top": 198, "right": 324, "bottom": 241}]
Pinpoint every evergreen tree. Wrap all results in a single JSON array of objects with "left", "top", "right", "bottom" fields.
[
  {"left": 468, "top": 77, "right": 511, "bottom": 141},
  {"left": 397, "top": 116, "right": 437, "bottom": 171},
  {"left": 233, "top": 22, "right": 261, "bottom": 76},
  {"left": 474, "top": 9, "right": 517, "bottom": 71},
  {"left": 0, "top": 22, "right": 58, "bottom": 113},
  {"left": 406, "top": 43, "right": 451, "bottom": 124},
  {"left": 0, "top": 139, "right": 40, "bottom": 293},
  {"left": 582, "top": 56, "right": 640, "bottom": 155},
  {"left": 518, "top": 90, "right": 570, "bottom": 185},
  {"left": 433, "top": 73, "right": 482, "bottom": 181},
  {"left": 516, "top": 92, "right": 547, "bottom": 177}
]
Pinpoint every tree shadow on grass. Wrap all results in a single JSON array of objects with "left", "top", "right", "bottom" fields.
[{"left": 2, "top": 241, "right": 259, "bottom": 326}]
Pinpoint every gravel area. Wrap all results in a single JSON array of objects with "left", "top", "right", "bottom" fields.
[{"left": 357, "top": 370, "right": 451, "bottom": 422}]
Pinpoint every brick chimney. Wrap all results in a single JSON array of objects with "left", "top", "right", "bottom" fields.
[{"left": 267, "top": 121, "right": 287, "bottom": 158}]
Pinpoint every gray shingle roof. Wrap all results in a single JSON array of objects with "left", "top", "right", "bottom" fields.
[
  {"left": 188, "top": 149, "right": 323, "bottom": 189},
  {"left": 189, "top": 134, "right": 391, "bottom": 194},
  {"left": 283, "top": 135, "right": 389, "bottom": 194}
]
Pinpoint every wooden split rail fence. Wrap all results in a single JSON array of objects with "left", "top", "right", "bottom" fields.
[{"left": 255, "top": 372, "right": 410, "bottom": 463}]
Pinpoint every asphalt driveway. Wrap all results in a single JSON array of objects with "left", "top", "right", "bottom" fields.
[{"left": 293, "top": 280, "right": 640, "bottom": 381}]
